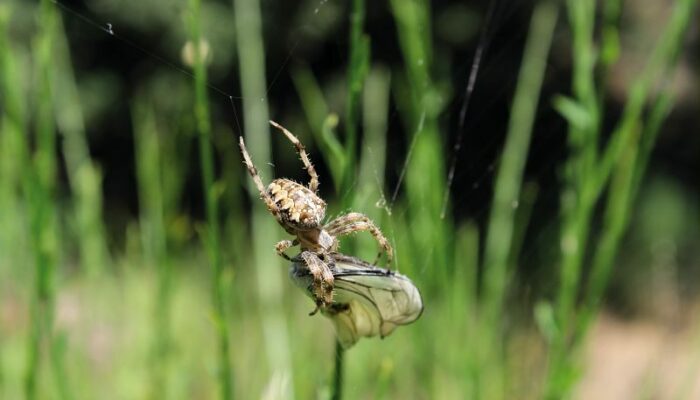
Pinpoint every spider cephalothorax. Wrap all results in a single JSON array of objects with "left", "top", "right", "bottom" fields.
[{"left": 239, "top": 121, "right": 393, "bottom": 312}]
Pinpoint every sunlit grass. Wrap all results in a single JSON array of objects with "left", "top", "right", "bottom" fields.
[
  {"left": 23, "top": 1, "right": 67, "bottom": 398},
  {"left": 544, "top": 0, "right": 696, "bottom": 396},
  {"left": 233, "top": 0, "right": 297, "bottom": 397},
  {"left": 187, "top": 0, "right": 233, "bottom": 397},
  {"left": 52, "top": 12, "right": 109, "bottom": 278},
  {"left": 131, "top": 97, "right": 173, "bottom": 398}
]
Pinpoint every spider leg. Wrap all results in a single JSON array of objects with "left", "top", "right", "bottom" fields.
[
  {"left": 275, "top": 239, "right": 299, "bottom": 261},
  {"left": 239, "top": 137, "right": 282, "bottom": 222},
  {"left": 299, "top": 250, "right": 334, "bottom": 313},
  {"left": 325, "top": 212, "right": 394, "bottom": 265},
  {"left": 269, "top": 120, "right": 319, "bottom": 193}
]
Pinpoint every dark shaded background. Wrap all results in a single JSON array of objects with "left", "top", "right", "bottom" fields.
[{"left": 32, "top": 0, "right": 700, "bottom": 311}]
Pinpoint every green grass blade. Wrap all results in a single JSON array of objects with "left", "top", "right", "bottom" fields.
[
  {"left": 575, "top": 0, "right": 696, "bottom": 351},
  {"left": 482, "top": 1, "right": 558, "bottom": 323},
  {"left": 341, "top": 0, "right": 370, "bottom": 206},
  {"left": 291, "top": 65, "right": 346, "bottom": 188},
  {"left": 131, "top": 98, "right": 173, "bottom": 399},
  {"left": 355, "top": 65, "right": 391, "bottom": 261},
  {"left": 52, "top": 12, "right": 109, "bottom": 277},
  {"left": 389, "top": 0, "right": 449, "bottom": 284},
  {"left": 546, "top": 0, "right": 696, "bottom": 397},
  {"left": 233, "top": 0, "right": 295, "bottom": 396},
  {"left": 187, "top": 0, "right": 233, "bottom": 397},
  {"left": 24, "top": 1, "right": 68, "bottom": 398},
  {"left": 479, "top": 2, "right": 558, "bottom": 398},
  {"left": 0, "top": 4, "right": 29, "bottom": 275}
]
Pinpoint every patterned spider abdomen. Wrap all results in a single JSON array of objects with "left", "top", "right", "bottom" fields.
[{"left": 267, "top": 179, "right": 326, "bottom": 230}]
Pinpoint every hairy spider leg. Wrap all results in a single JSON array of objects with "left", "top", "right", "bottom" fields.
[
  {"left": 239, "top": 137, "right": 282, "bottom": 223},
  {"left": 325, "top": 212, "right": 394, "bottom": 265},
  {"left": 269, "top": 120, "right": 319, "bottom": 193},
  {"left": 275, "top": 239, "right": 299, "bottom": 261},
  {"left": 300, "top": 250, "right": 334, "bottom": 314}
]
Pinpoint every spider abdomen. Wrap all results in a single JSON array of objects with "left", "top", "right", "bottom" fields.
[{"left": 267, "top": 179, "right": 326, "bottom": 229}]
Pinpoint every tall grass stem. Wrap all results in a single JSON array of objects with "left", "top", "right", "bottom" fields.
[
  {"left": 24, "top": 1, "right": 70, "bottom": 397},
  {"left": 479, "top": 2, "right": 558, "bottom": 397},
  {"left": 233, "top": 0, "right": 295, "bottom": 396},
  {"left": 331, "top": 341, "right": 345, "bottom": 400},
  {"left": 132, "top": 99, "right": 172, "bottom": 398},
  {"left": 546, "top": 0, "right": 696, "bottom": 396},
  {"left": 187, "top": 0, "right": 233, "bottom": 397},
  {"left": 52, "top": 14, "right": 109, "bottom": 277},
  {"left": 341, "top": 0, "right": 369, "bottom": 206}
]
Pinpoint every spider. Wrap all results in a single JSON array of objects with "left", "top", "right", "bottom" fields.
[{"left": 239, "top": 120, "right": 393, "bottom": 313}]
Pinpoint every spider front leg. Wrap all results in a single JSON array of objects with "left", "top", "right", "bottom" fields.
[
  {"left": 325, "top": 212, "right": 394, "bottom": 265},
  {"left": 299, "top": 250, "right": 334, "bottom": 314},
  {"left": 275, "top": 239, "right": 299, "bottom": 261},
  {"left": 269, "top": 121, "right": 319, "bottom": 193},
  {"left": 239, "top": 137, "right": 284, "bottom": 224}
]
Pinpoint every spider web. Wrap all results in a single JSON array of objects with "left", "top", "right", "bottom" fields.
[
  {"left": 44, "top": 0, "right": 569, "bottom": 284},
  {"left": 36, "top": 0, "right": 578, "bottom": 357}
]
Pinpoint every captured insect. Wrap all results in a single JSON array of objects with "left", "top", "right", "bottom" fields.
[
  {"left": 291, "top": 253, "right": 423, "bottom": 348},
  {"left": 238, "top": 121, "right": 421, "bottom": 328}
]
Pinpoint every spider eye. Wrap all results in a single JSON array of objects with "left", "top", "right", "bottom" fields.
[{"left": 300, "top": 211, "right": 314, "bottom": 224}]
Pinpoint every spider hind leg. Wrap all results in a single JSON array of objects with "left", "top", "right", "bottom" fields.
[{"left": 299, "top": 250, "right": 334, "bottom": 310}]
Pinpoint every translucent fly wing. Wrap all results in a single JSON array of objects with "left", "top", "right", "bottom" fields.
[
  {"left": 290, "top": 254, "right": 423, "bottom": 348},
  {"left": 330, "top": 269, "right": 423, "bottom": 347},
  {"left": 331, "top": 257, "right": 424, "bottom": 330}
]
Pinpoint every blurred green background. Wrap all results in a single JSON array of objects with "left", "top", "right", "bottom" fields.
[{"left": 0, "top": 0, "right": 698, "bottom": 399}]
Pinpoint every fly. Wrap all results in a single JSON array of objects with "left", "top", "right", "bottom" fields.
[{"left": 291, "top": 253, "right": 424, "bottom": 348}]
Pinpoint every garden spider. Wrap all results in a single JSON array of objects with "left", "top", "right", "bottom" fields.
[{"left": 239, "top": 121, "right": 393, "bottom": 313}]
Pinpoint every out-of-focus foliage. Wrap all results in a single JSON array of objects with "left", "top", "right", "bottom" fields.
[{"left": 0, "top": 0, "right": 698, "bottom": 399}]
